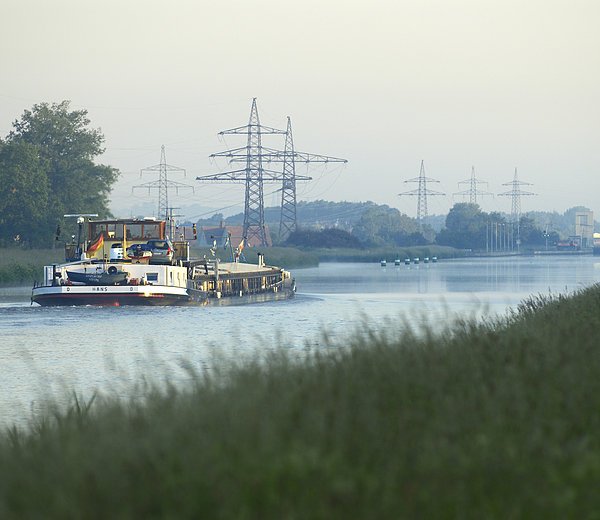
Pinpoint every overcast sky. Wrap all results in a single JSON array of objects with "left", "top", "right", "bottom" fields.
[{"left": 1, "top": 0, "right": 598, "bottom": 221}]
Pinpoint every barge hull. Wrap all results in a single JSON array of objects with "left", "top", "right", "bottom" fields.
[{"left": 32, "top": 285, "right": 295, "bottom": 307}]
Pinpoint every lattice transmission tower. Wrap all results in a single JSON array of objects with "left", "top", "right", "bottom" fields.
[
  {"left": 197, "top": 99, "right": 288, "bottom": 246},
  {"left": 498, "top": 167, "right": 536, "bottom": 250},
  {"left": 197, "top": 100, "right": 346, "bottom": 245},
  {"left": 498, "top": 168, "right": 535, "bottom": 224},
  {"left": 133, "top": 145, "right": 194, "bottom": 221},
  {"left": 453, "top": 166, "right": 493, "bottom": 205},
  {"left": 399, "top": 160, "right": 445, "bottom": 228}
]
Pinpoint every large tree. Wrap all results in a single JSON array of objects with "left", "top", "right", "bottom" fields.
[
  {"left": 351, "top": 205, "right": 431, "bottom": 246},
  {"left": 436, "top": 203, "right": 489, "bottom": 249},
  {"left": 2, "top": 101, "right": 119, "bottom": 246},
  {"left": 0, "top": 140, "right": 50, "bottom": 245}
]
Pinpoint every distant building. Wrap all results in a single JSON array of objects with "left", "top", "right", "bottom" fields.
[{"left": 575, "top": 210, "right": 594, "bottom": 248}]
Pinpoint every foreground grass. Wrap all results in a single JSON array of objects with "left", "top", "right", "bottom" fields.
[{"left": 3, "top": 287, "right": 600, "bottom": 517}]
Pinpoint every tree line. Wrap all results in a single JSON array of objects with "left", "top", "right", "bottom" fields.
[{"left": 285, "top": 202, "right": 572, "bottom": 251}]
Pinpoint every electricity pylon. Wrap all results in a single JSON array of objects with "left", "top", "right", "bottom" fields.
[
  {"left": 279, "top": 117, "right": 298, "bottom": 239},
  {"left": 197, "top": 100, "right": 347, "bottom": 245},
  {"left": 498, "top": 168, "right": 536, "bottom": 224},
  {"left": 399, "top": 160, "right": 445, "bottom": 228},
  {"left": 133, "top": 145, "right": 194, "bottom": 221},
  {"left": 498, "top": 167, "right": 536, "bottom": 251},
  {"left": 453, "top": 166, "right": 493, "bottom": 205},
  {"left": 196, "top": 99, "right": 287, "bottom": 246}
]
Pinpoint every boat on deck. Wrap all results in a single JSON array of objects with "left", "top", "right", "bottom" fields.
[
  {"left": 66, "top": 267, "right": 128, "bottom": 286},
  {"left": 31, "top": 217, "right": 295, "bottom": 307}
]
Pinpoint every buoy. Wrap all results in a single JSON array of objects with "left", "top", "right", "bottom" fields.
[
  {"left": 413, "top": 257, "right": 419, "bottom": 264},
  {"left": 380, "top": 260, "right": 387, "bottom": 267}
]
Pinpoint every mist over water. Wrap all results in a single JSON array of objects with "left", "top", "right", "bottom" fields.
[{"left": 1, "top": 256, "right": 599, "bottom": 427}]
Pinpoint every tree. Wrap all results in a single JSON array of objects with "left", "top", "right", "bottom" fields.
[
  {"left": 3, "top": 101, "right": 119, "bottom": 246},
  {"left": 351, "top": 206, "right": 430, "bottom": 246},
  {"left": 0, "top": 140, "right": 50, "bottom": 245},
  {"left": 436, "top": 203, "right": 489, "bottom": 249}
]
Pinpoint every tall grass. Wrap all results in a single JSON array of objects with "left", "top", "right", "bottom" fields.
[{"left": 2, "top": 286, "right": 600, "bottom": 517}]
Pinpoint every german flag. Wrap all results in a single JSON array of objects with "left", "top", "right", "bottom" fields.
[{"left": 87, "top": 233, "right": 104, "bottom": 254}]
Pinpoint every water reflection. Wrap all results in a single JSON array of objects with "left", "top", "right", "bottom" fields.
[{"left": 1, "top": 256, "right": 599, "bottom": 427}]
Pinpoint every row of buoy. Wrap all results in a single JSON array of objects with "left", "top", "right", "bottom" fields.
[{"left": 381, "top": 256, "right": 438, "bottom": 267}]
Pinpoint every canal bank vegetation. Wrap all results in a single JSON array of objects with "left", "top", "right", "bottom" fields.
[
  {"left": 3, "top": 285, "right": 600, "bottom": 517},
  {"left": 0, "top": 248, "right": 63, "bottom": 286}
]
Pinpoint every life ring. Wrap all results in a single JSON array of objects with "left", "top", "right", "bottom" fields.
[{"left": 107, "top": 266, "right": 118, "bottom": 275}]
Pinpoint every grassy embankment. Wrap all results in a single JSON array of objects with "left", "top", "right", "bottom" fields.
[
  {"left": 3, "top": 285, "right": 600, "bottom": 517},
  {"left": 0, "top": 248, "right": 64, "bottom": 286}
]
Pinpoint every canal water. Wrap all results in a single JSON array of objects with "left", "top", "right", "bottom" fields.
[{"left": 1, "top": 256, "right": 599, "bottom": 427}]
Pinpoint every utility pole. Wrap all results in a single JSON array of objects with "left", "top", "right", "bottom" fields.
[
  {"left": 399, "top": 160, "right": 445, "bottom": 228},
  {"left": 133, "top": 145, "right": 194, "bottom": 221},
  {"left": 453, "top": 166, "right": 493, "bottom": 205},
  {"left": 498, "top": 168, "right": 536, "bottom": 252},
  {"left": 198, "top": 100, "right": 347, "bottom": 245}
]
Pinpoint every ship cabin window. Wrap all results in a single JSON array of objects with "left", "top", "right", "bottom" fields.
[
  {"left": 127, "top": 224, "right": 143, "bottom": 240},
  {"left": 147, "top": 273, "right": 159, "bottom": 282},
  {"left": 142, "top": 223, "right": 161, "bottom": 239},
  {"left": 90, "top": 223, "right": 121, "bottom": 239}
]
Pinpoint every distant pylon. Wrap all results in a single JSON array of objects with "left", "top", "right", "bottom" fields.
[
  {"left": 453, "top": 166, "right": 493, "bottom": 205},
  {"left": 267, "top": 117, "right": 347, "bottom": 240},
  {"left": 498, "top": 168, "right": 536, "bottom": 224},
  {"left": 133, "top": 145, "right": 194, "bottom": 221},
  {"left": 399, "top": 160, "right": 445, "bottom": 227},
  {"left": 498, "top": 167, "right": 536, "bottom": 251},
  {"left": 197, "top": 99, "right": 287, "bottom": 247},
  {"left": 279, "top": 117, "right": 297, "bottom": 239},
  {"left": 198, "top": 100, "right": 346, "bottom": 244}
]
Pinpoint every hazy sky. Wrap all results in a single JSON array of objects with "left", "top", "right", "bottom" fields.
[{"left": 1, "top": 0, "right": 598, "bottom": 221}]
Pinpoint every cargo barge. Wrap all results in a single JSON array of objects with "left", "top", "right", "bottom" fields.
[{"left": 31, "top": 217, "right": 295, "bottom": 307}]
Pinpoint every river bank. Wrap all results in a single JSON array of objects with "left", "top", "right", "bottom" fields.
[
  {"left": 0, "top": 245, "right": 465, "bottom": 287},
  {"left": 2, "top": 280, "right": 600, "bottom": 517}
]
